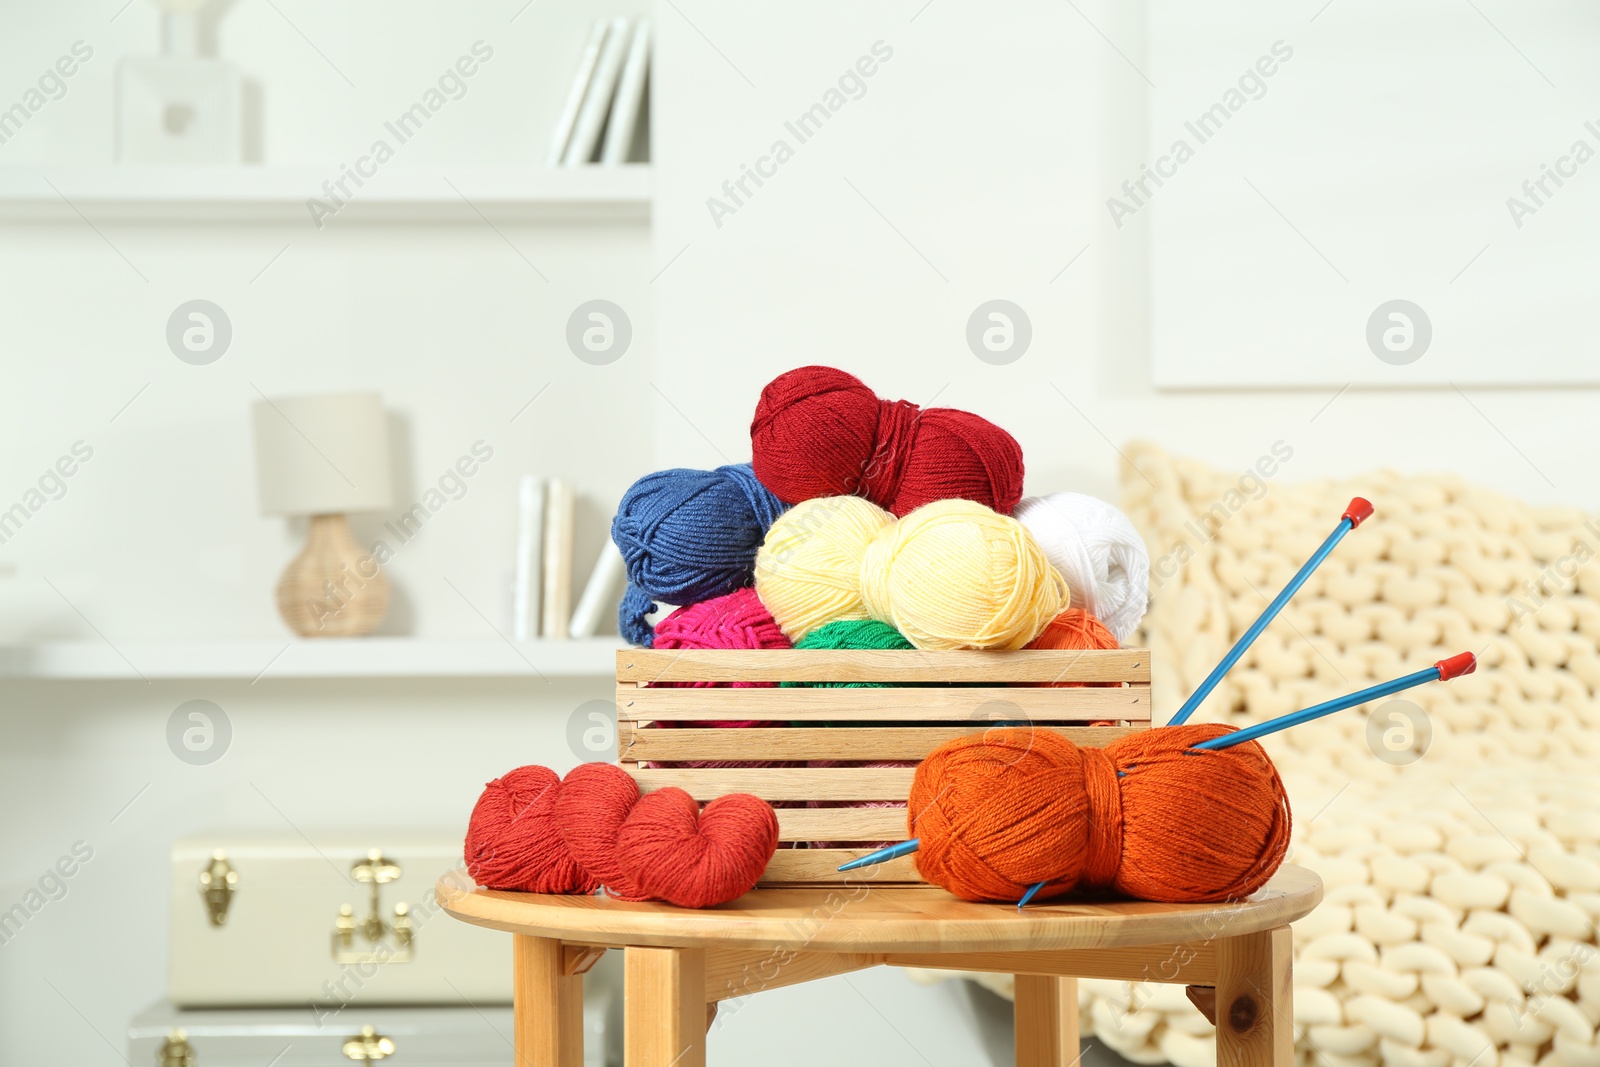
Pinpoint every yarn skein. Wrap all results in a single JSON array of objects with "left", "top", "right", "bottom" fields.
[
  {"left": 909, "top": 725, "right": 1290, "bottom": 904},
  {"left": 753, "top": 495, "right": 891, "bottom": 642},
  {"left": 780, "top": 619, "right": 914, "bottom": 689},
  {"left": 465, "top": 766, "right": 599, "bottom": 895},
  {"left": 612, "top": 464, "right": 787, "bottom": 646},
  {"left": 652, "top": 588, "right": 792, "bottom": 689},
  {"left": 465, "top": 764, "right": 779, "bottom": 907},
  {"left": 1014, "top": 493, "right": 1150, "bottom": 644},
  {"left": 751, "top": 366, "right": 1025, "bottom": 517},
  {"left": 861, "top": 499, "right": 1069, "bottom": 650},
  {"left": 552, "top": 762, "right": 650, "bottom": 900},
  {"left": 1027, "top": 608, "right": 1120, "bottom": 691},
  {"left": 646, "top": 586, "right": 791, "bottom": 735},
  {"left": 756, "top": 496, "right": 1069, "bottom": 650},
  {"left": 617, "top": 788, "right": 779, "bottom": 908}
]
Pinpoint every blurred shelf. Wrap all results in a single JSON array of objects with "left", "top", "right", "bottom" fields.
[
  {"left": 0, "top": 165, "right": 651, "bottom": 224},
  {"left": 0, "top": 638, "right": 624, "bottom": 681}
]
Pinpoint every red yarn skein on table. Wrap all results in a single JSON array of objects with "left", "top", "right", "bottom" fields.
[
  {"left": 553, "top": 762, "right": 650, "bottom": 900},
  {"left": 750, "top": 366, "right": 1025, "bottom": 517},
  {"left": 465, "top": 763, "right": 778, "bottom": 908},
  {"left": 617, "top": 788, "right": 780, "bottom": 909},
  {"left": 466, "top": 766, "right": 599, "bottom": 895},
  {"left": 910, "top": 725, "right": 1290, "bottom": 904}
]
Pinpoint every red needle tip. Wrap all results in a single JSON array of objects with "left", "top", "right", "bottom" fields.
[
  {"left": 1435, "top": 652, "right": 1477, "bottom": 681},
  {"left": 1343, "top": 497, "right": 1375, "bottom": 528}
]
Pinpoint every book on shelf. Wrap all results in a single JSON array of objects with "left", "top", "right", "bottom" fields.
[
  {"left": 562, "top": 17, "right": 632, "bottom": 167},
  {"left": 541, "top": 479, "right": 576, "bottom": 639},
  {"left": 547, "top": 18, "right": 612, "bottom": 166},
  {"left": 511, "top": 475, "right": 544, "bottom": 640},
  {"left": 601, "top": 19, "right": 651, "bottom": 165},
  {"left": 569, "top": 540, "right": 625, "bottom": 639}
]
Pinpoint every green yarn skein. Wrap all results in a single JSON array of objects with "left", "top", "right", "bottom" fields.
[
  {"left": 782, "top": 619, "right": 915, "bottom": 727},
  {"left": 782, "top": 619, "right": 913, "bottom": 689}
]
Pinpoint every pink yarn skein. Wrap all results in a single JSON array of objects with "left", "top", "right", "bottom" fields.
[
  {"left": 652, "top": 588, "right": 790, "bottom": 676},
  {"left": 649, "top": 587, "right": 791, "bottom": 730}
]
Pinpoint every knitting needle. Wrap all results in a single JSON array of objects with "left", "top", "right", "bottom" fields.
[
  {"left": 837, "top": 838, "right": 919, "bottom": 871},
  {"left": 1166, "top": 497, "right": 1374, "bottom": 727},
  {"left": 1189, "top": 652, "right": 1475, "bottom": 750},
  {"left": 1015, "top": 651, "right": 1477, "bottom": 910}
]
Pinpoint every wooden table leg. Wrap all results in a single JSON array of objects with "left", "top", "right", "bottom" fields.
[
  {"left": 1014, "top": 975, "right": 1080, "bottom": 1067},
  {"left": 625, "top": 946, "right": 707, "bottom": 1067},
  {"left": 1215, "top": 927, "right": 1293, "bottom": 1067},
  {"left": 513, "top": 935, "right": 585, "bottom": 1067}
]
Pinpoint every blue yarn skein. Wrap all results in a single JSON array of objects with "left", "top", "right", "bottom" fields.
[
  {"left": 618, "top": 585, "right": 659, "bottom": 648},
  {"left": 612, "top": 463, "right": 787, "bottom": 647}
]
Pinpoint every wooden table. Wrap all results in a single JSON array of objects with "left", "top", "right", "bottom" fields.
[{"left": 439, "top": 866, "right": 1321, "bottom": 1067}]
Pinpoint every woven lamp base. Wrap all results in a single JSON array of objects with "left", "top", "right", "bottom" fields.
[{"left": 275, "top": 513, "right": 389, "bottom": 637}]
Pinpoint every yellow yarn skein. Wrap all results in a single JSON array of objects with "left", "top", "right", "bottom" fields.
[
  {"left": 754, "top": 495, "right": 893, "bottom": 642},
  {"left": 755, "top": 495, "right": 1071, "bottom": 650},
  {"left": 862, "top": 498, "right": 1070, "bottom": 650}
]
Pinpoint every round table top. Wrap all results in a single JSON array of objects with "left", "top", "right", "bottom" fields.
[{"left": 438, "top": 867, "right": 1321, "bottom": 954}]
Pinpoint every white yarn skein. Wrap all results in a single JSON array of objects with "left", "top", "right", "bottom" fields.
[{"left": 1014, "top": 492, "right": 1150, "bottom": 643}]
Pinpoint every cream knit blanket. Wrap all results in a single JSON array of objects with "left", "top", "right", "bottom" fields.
[{"left": 918, "top": 443, "right": 1600, "bottom": 1067}]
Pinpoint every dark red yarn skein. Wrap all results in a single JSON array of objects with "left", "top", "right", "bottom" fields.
[
  {"left": 466, "top": 766, "right": 599, "bottom": 895},
  {"left": 750, "top": 366, "right": 1026, "bottom": 518}
]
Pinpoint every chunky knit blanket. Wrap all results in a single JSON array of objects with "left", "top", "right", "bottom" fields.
[{"left": 916, "top": 443, "right": 1600, "bottom": 1067}]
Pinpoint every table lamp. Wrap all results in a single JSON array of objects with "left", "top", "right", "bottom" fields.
[{"left": 252, "top": 393, "right": 393, "bottom": 637}]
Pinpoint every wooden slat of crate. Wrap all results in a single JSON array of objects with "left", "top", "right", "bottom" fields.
[
  {"left": 774, "top": 808, "right": 905, "bottom": 840},
  {"left": 616, "top": 685, "right": 1150, "bottom": 722},
  {"left": 614, "top": 647, "right": 1154, "bottom": 886},
  {"left": 760, "top": 850, "right": 918, "bottom": 884},
  {"left": 619, "top": 724, "right": 1140, "bottom": 762},
  {"left": 631, "top": 767, "right": 915, "bottom": 802},
  {"left": 617, "top": 648, "right": 1148, "bottom": 684}
]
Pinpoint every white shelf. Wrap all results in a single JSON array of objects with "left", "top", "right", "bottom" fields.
[
  {"left": 0, "top": 165, "right": 650, "bottom": 224},
  {"left": 0, "top": 638, "right": 624, "bottom": 681}
]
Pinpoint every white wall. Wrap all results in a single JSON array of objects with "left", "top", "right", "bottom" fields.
[{"left": 652, "top": 0, "right": 1597, "bottom": 510}]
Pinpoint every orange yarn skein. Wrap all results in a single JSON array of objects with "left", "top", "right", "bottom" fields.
[
  {"left": 1026, "top": 608, "right": 1119, "bottom": 690},
  {"left": 909, "top": 725, "right": 1290, "bottom": 903}
]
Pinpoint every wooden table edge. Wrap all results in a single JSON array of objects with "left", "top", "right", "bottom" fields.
[{"left": 436, "top": 866, "right": 1322, "bottom": 954}]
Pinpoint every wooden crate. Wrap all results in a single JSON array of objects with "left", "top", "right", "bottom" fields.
[{"left": 616, "top": 648, "right": 1151, "bottom": 886}]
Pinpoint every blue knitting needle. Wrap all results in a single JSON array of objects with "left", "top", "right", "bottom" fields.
[
  {"left": 1166, "top": 497, "right": 1373, "bottom": 727},
  {"left": 837, "top": 838, "right": 920, "bottom": 871},
  {"left": 1013, "top": 652, "right": 1478, "bottom": 908},
  {"left": 1191, "top": 651, "right": 1475, "bottom": 750},
  {"left": 852, "top": 650, "right": 1473, "bottom": 889}
]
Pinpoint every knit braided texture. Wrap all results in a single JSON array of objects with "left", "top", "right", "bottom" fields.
[{"left": 916, "top": 442, "right": 1600, "bottom": 1067}]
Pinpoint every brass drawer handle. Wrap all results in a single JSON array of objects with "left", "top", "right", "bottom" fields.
[
  {"left": 198, "top": 851, "right": 237, "bottom": 927},
  {"left": 341, "top": 1025, "right": 395, "bottom": 1061}
]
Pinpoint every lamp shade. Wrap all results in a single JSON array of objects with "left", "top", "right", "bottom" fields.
[{"left": 252, "top": 393, "right": 393, "bottom": 515}]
